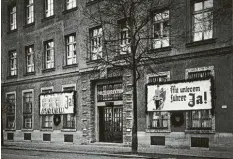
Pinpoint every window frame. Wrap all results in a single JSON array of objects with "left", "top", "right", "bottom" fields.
[
  {"left": 22, "top": 89, "right": 34, "bottom": 130},
  {"left": 152, "top": 9, "right": 170, "bottom": 49},
  {"left": 65, "top": 0, "right": 77, "bottom": 10},
  {"left": 146, "top": 71, "right": 171, "bottom": 132},
  {"left": 65, "top": 33, "right": 77, "bottom": 66},
  {"left": 191, "top": 0, "right": 213, "bottom": 42},
  {"left": 9, "top": 5, "right": 17, "bottom": 31},
  {"left": 185, "top": 66, "right": 215, "bottom": 132},
  {"left": 25, "top": 0, "right": 34, "bottom": 25},
  {"left": 40, "top": 87, "right": 54, "bottom": 130},
  {"left": 89, "top": 26, "right": 103, "bottom": 61},
  {"left": 25, "top": 45, "right": 35, "bottom": 73},
  {"left": 118, "top": 18, "right": 131, "bottom": 55},
  {"left": 44, "top": 0, "right": 54, "bottom": 18},
  {"left": 44, "top": 40, "right": 55, "bottom": 70},
  {"left": 5, "top": 92, "right": 17, "bottom": 130},
  {"left": 8, "top": 50, "right": 17, "bottom": 76},
  {"left": 62, "top": 84, "right": 76, "bottom": 130}
]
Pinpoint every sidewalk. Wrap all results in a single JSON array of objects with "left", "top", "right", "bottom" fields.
[{"left": 2, "top": 141, "right": 233, "bottom": 159}]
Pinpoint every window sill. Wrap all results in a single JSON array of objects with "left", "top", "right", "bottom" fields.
[
  {"left": 86, "top": 0, "right": 103, "bottom": 6},
  {"left": 62, "top": 7, "right": 78, "bottom": 14},
  {"left": 23, "top": 22, "right": 35, "bottom": 28},
  {"left": 146, "top": 128, "right": 170, "bottom": 133},
  {"left": 21, "top": 129, "right": 33, "bottom": 132},
  {"left": 113, "top": 54, "right": 128, "bottom": 61},
  {"left": 7, "top": 29, "right": 18, "bottom": 34},
  {"left": 62, "top": 63, "right": 78, "bottom": 69},
  {"left": 7, "top": 75, "right": 18, "bottom": 79},
  {"left": 41, "top": 15, "right": 55, "bottom": 22},
  {"left": 185, "top": 129, "right": 215, "bottom": 134},
  {"left": 86, "top": 59, "right": 102, "bottom": 64},
  {"left": 24, "top": 72, "right": 36, "bottom": 76},
  {"left": 42, "top": 68, "right": 55, "bottom": 73},
  {"left": 186, "top": 39, "right": 216, "bottom": 48},
  {"left": 41, "top": 128, "right": 53, "bottom": 131},
  {"left": 61, "top": 128, "right": 77, "bottom": 132},
  {"left": 148, "top": 46, "right": 172, "bottom": 54},
  {"left": 5, "top": 129, "right": 16, "bottom": 131}
]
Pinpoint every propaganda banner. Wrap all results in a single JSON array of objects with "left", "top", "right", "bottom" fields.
[
  {"left": 146, "top": 79, "right": 212, "bottom": 111},
  {"left": 40, "top": 92, "right": 75, "bottom": 115}
]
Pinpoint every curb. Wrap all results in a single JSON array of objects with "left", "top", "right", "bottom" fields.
[{"left": 2, "top": 146, "right": 154, "bottom": 159}]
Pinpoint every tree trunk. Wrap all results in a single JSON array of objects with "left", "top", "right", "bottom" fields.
[
  {"left": 1, "top": 119, "right": 4, "bottom": 146},
  {"left": 131, "top": 67, "right": 138, "bottom": 153}
]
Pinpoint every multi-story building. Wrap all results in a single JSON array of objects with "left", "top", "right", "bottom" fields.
[{"left": 1, "top": 0, "right": 233, "bottom": 152}]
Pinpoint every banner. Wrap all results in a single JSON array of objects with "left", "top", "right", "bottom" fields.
[
  {"left": 40, "top": 92, "right": 75, "bottom": 115},
  {"left": 146, "top": 79, "right": 212, "bottom": 111}
]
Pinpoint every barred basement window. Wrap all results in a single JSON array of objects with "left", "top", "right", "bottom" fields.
[
  {"left": 6, "top": 93, "right": 16, "bottom": 129},
  {"left": 187, "top": 69, "right": 213, "bottom": 129}
]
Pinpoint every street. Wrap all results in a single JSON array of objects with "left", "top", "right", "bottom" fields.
[{"left": 1, "top": 148, "right": 215, "bottom": 159}]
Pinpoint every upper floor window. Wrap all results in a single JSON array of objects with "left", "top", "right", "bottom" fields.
[
  {"left": 6, "top": 92, "right": 16, "bottom": 129},
  {"left": 66, "top": 0, "right": 76, "bottom": 10},
  {"left": 118, "top": 19, "right": 131, "bottom": 55},
  {"left": 9, "top": 51, "right": 17, "bottom": 76},
  {"left": 65, "top": 34, "right": 77, "bottom": 65},
  {"left": 152, "top": 10, "right": 170, "bottom": 49},
  {"left": 192, "top": 0, "right": 213, "bottom": 41},
  {"left": 45, "top": 0, "right": 54, "bottom": 17},
  {"left": 186, "top": 66, "right": 214, "bottom": 130},
  {"left": 90, "top": 26, "right": 102, "bottom": 60},
  {"left": 26, "top": 45, "right": 35, "bottom": 73},
  {"left": 44, "top": 40, "right": 55, "bottom": 69},
  {"left": 9, "top": 5, "right": 17, "bottom": 30},
  {"left": 22, "top": 91, "right": 33, "bottom": 129},
  {"left": 26, "top": 0, "right": 34, "bottom": 24}
]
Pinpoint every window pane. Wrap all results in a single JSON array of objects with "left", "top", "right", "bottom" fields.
[
  {"left": 204, "top": 0, "right": 213, "bottom": 9},
  {"left": 194, "top": 2, "right": 203, "bottom": 11},
  {"left": 194, "top": 32, "right": 203, "bottom": 41},
  {"left": 204, "top": 30, "right": 213, "bottom": 39}
]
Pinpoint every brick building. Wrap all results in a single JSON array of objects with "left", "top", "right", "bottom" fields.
[{"left": 1, "top": 0, "right": 233, "bottom": 152}]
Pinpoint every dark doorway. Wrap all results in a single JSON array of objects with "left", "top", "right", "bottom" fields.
[{"left": 99, "top": 106, "right": 123, "bottom": 143}]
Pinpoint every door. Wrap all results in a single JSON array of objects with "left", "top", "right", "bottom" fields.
[{"left": 99, "top": 106, "right": 123, "bottom": 143}]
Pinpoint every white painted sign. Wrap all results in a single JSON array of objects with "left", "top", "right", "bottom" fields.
[
  {"left": 40, "top": 92, "right": 75, "bottom": 115},
  {"left": 147, "top": 79, "right": 212, "bottom": 111}
]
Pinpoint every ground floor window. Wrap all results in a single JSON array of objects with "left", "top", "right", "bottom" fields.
[
  {"left": 42, "top": 115, "right": 53, "bottom": 128},
  {"left": 148, "top": 111, "right": 169, "bottom": 129},
  {"left": 63, "top": 114, "right": 75, "bottom": 129},
  {"left": 189, "top": 110, "right": 212, "bottom": 129}
]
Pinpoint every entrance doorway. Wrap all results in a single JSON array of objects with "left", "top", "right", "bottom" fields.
[{"left": 99, "top": 106, "right": 123, "bottom": 143}]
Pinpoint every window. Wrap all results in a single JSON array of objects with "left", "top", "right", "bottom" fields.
[
  {"left": 119, "top": 19, "right": 131, "bottom": 54},
  {"left": 6, "top": 93, "right": 16, "bottom": 129},
  {"left": 62, "top": 85, "right": 76, "bottom": 129},
  {"left": 26, "top": 45, "right": 35, "bottom": 73},
  {"left": 45, "top": 0, "right": 54, "bottom": 17},
  {"left": 147, "top": 73, "right": 170, "bottom": 129},
  {"left": 65, "top": 34, "right": 77, "bottom": 65},
  {"left": 23, "top": 91, "right": 33, "bottom": 129},
  {"left": 152, "top": 10, "right": 170, "bottom": 49},
  {"left": 66, "top": 0, "right": 76, "bottom": 10},
  {"left": 9, "top": 51, "right": 17, "bottom": 76},
  {"left": 186, "top": 66, "right": 214, "bottom": 130},
  {"left": 45, "top": 40, "right": 55, "bottom": 69},
  {"left": 192, "top": 0, "right": 213, "bottom": 41},
  {"left": 26, "top": 0, "right": 34, "bottom": 24},
  {"left": 41, "top": 88, "right": 53, "bottom": 129},
  {"left": 9, "top": 5, "right": 17, "bottom": 30},
  {"left": 90, "top": 26, "right": 102, "bottom": 60}
]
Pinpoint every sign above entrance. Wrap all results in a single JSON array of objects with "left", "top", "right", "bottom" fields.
[
  {"left": 146, "top": 79, "right": 212, "bottom": 111},
  {"left": 39, "top": 92, "right": 75, "bottom": 115}
]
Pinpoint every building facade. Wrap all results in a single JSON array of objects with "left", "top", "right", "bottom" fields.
[{"left": 1, "top": 0, "right": 233, "bottom": 152}]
